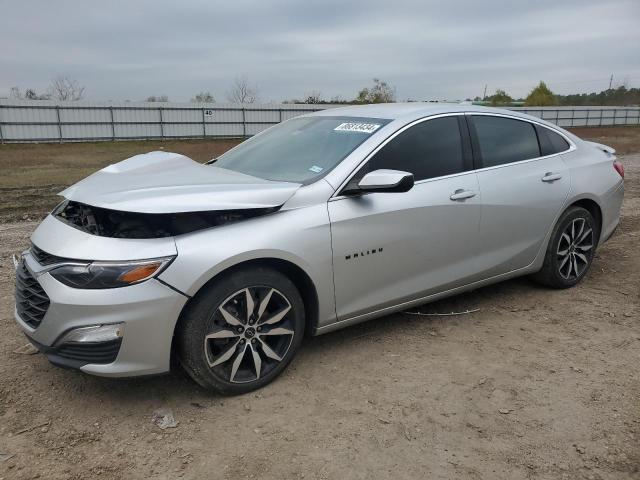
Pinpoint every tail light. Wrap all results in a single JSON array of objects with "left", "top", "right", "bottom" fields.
[{"left": 613, "top": 160, "right": 624, "bottom": 178}]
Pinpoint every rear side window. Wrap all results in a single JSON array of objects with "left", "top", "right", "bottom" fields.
[
  {"left": 472, "top": 116, "right": 540, "bottom": 167},
  {"left": 536, "top": 124, "right": 570, "bottom": 156},
  {"left": 368, "top": 116, "right": 465, "bottom": 181}
]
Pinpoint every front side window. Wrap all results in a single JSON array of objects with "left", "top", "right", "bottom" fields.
[
  {"left": 366, "top": 116, "right": 466, "bottom": 181},
  {"left": 472, "top": 116, "right": 540, "bottom": 167},
  {"left": 214, "top": 116, "right": 390, "bottom": 183}
]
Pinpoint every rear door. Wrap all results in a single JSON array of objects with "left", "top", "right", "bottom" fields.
[
  {"left": 468, "top": 114, "right": 571, "bottom": 277},
  {"left": 328, "top": 114, "right": 482, "bottom": 320}
]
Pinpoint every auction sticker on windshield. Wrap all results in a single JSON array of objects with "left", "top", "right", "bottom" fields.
[{"left": 334, "top": 122, "right": 381, "bottom": 134}]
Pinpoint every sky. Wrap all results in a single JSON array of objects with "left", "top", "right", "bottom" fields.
[{"left": 1, "top": 0, "right": 639, "bottom": 103}]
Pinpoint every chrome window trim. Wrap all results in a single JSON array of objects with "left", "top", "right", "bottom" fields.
[
  {"left": 466, "top": 112, "right": 576, "bottom": 174},
  {"left": 330, "top": 112, "right": 467, "bottom": 200},
  {"left": 330, "top": 111, "right": 577, "bottom": 201}
]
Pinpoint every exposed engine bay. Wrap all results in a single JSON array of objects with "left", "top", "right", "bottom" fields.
[{"left": 53, "top": 200, "right": 278, "bottom": 239}]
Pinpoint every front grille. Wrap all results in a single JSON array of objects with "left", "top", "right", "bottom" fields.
[
  {"left": 56, "top": 339, "right": 122, "bottom": 364},
  {"left": 30, "top": 244, "right": 70, "bottom": 266},
  {"left": 15, "top": 261, "right": 50, "bottom": 329}
]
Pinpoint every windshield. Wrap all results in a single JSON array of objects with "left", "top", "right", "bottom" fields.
[{"left": 213, "top": 116, "right": 391, "bottom": 183}]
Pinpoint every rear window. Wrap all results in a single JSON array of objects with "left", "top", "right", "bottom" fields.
[{"left": 472, "top": 116, "right": 540, "bottom": 167}]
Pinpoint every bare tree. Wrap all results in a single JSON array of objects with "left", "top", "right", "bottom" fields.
[
  {"left": 191, "top": 91, "right": 215, "bottom": 102},
  {"left": 303, "top": 90, "right": 323, "bottom": 104},
  {"left": 226, "top": 76, "right": 258, "bottom": 104},
  {"left": 9, "top": 86, "right": 50, "bottom": 100},
  {"left": 9, "top": 87, "right": 22, "bottom": 99},
  {"left": 27, "top": 89, "right": 51, "bottom": 100},
  {"left": 48, "top": 76, "right": 85, "bottom": 101},
  {"left": 146, "top": 95, "right": 169, "bottom": 102}
]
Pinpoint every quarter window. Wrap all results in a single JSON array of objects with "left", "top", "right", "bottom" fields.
[
  {"left": 537, "top": 125, "right": 571, "bottom": 156},
  {"left": 545, "top": 128, "right": 569, "bottom": 155},
  {"left": 368, "top": 116, "right": 465, "bottom": 181},
  {"left": 472, "top": 116, "right": 540, "bottom": 167}
]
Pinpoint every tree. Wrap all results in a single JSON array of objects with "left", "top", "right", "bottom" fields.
[
  {"left": 8, "top": 86, "right": 50, "bottom": 100},
  {"left": 191, "top": 91, "right": 215, "bottom": 103},
  {"left": 9, "top": 87, "right": 22, "bottom": 99},
  {"left": 26, "top": 88, "right": 51, "bottom": 100},
  {"left": 226, "top": 76, "right": 258, "bottom": 104},
  {"left": 488, "top": 89, "right": 513, "bottom": 106},
  {"left": 557, "top": 85, "right": 640, "bottom": 106},
  {"left": 524, "top": 81, "right": 557, "bottom": 106},
  {"left": 303, "top": 90, "right": 323, "bottom": 104},
  {"left": 355, "top": 78, "right": 395, "bottom": 103},
  {"left": 48, "top": 76, "right": 85, "bottom": 101},
  {"left": 146, "top": 95, "right": 169, "bottom": 102}
]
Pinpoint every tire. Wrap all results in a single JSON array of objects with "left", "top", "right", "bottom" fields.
[
  {"left": 532, "top": 206, "right": 597, "bottom": 289},
  {"left": 177, "top": 266, "right": 305, "bottom": 395}
]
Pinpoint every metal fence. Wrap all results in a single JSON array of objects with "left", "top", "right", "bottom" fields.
[
  {"left": 0, "top": 100, "right": 638, "bottom": 143},
  {"left": 510, "top": 106, "right": 640, "bottom": 129}
]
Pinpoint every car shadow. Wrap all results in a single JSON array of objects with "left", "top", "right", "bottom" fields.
[{"left": 41, "top": 275, "right": 544, "bottom": 404}]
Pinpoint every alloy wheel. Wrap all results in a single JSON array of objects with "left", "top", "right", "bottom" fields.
[
  {"left": 204, "top": 286, "right": 295, "bottom": 384},
  {"left": 557, "top": 217, "right": 593, "bottom": 280}
]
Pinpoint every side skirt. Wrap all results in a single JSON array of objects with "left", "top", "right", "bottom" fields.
[{"left": 314, "top": 263, "right": 539, "bottom": 336}]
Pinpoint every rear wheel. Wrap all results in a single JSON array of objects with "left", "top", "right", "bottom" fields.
[
  {"left": 532, "top": 206, "right": 597, "bottom": 288},
  {"left": 177, "top": 267, "right": 305, "bottom": 395}
]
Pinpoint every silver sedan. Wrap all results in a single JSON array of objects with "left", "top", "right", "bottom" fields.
[{"left": 14, "top": 104, "right": 624, "bottom": 394}]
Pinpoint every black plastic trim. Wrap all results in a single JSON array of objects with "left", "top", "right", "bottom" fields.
[
  {"left": 25, "top": 335, "right": 122, "bottom": 369},
  {"left": 157, "top": 278, "right": 191, "bottom": 298},
  {"left": 30, "top": 243, "right": 73, "bottom": 266},
  {"left": 15, "top": 260, "right": 50, "bottom": 328},
  {"left": 465, "top": 115, "right": 483, "bottom": 169},
  {"left": 457, "top": 116, "right": 474, "bottom": 172}
]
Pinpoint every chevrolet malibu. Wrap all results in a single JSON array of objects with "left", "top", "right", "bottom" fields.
[{"left": 14, "top": 104, "right": 624, "bottom": 394}]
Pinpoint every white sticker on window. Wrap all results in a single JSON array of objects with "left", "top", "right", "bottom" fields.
[
  {"left": 309, "top": 165, "right": 324, "bottom": 173},
  {"left": 334, "top": 122, "right": 381, "bottom": 134}
]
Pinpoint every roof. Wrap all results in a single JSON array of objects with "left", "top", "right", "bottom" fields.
[{"left": 310, "top": 102, "right": 537, "bottom": 124}]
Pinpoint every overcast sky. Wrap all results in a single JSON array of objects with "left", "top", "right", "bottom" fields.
[{"left": 1, "top": 0, "right": 639, "bottom": 102}]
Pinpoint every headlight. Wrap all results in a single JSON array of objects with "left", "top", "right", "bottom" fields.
[{"left": 49, "top": 257, "right": 174, "bottom": 289}]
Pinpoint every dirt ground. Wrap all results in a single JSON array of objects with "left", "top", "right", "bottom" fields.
[{"left": 0, "top": 140, "right": 639, "bottom": 479}]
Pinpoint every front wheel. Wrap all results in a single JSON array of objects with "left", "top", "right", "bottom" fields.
[
  {"left": 532, "top": 206, "right": 597, "bottom": 288},
  {"left": 177, "top": 267, "right": 305, "bottom": 395}
]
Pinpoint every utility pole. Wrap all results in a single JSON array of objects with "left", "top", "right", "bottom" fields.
[
  {"left": 483, "top": 84, "right": 487, "bottom": 100},
  {"left": 609, "top": 74, "right": 613, "bottom": 90}
]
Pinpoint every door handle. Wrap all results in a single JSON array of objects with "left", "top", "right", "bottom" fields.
[
  {"left": 542, "top": 172, "right": 562, "bottom": 182},
  {"left": 450, "top": 189, "right": 476, "bottom": 201}
]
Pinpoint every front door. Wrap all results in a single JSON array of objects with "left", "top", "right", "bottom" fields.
[{"left": 328, "top": 115, "right": 482, "bottom": 320}]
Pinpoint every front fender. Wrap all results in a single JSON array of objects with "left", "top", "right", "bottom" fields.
[{"left": 158, "top": 204, "right": 337, "bottom": 328}]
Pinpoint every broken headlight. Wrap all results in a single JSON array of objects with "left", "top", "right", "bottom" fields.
[{"left": 49, "top": 257, "right": 174, "bottom": 289}]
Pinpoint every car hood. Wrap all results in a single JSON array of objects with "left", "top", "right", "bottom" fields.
[{"left": 59, "top": 151, "right": 301, "bottom": 213}]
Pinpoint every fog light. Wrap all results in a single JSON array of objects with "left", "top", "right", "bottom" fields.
[{"left": 55, "top": 323, "right": 124, "bottom": 345}]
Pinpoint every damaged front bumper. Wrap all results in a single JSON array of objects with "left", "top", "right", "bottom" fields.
[{"left": 13, "top": 216, "right": 189, "bottom": 377}]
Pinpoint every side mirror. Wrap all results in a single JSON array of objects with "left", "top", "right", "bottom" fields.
[{"left": 357, "top": 169, "right": 414, "bottom": 193}]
